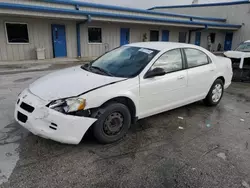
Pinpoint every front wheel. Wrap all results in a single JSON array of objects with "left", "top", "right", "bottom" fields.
[
  {"left": 92, "top": 102, "right": 131, "bottom": 144},
  {"left": 204, "top": 79, "right": 224, "bottom": 106}
]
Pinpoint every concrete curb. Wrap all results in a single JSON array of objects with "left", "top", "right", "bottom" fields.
[
  {"left": 0, "top": 60, "right": 88, "bottom": 75},
  {"left": 0, "top": 58, "right": 84, "bottom": 68}
]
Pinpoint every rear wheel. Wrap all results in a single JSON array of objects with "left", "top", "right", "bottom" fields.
[
  {"left": 204, "top": 79, "right": 224, "bottom": 106},
  {"left": 92, "top": 102, "right": 131, "bottom": 144}
]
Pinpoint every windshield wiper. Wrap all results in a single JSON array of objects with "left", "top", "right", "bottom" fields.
[{"left": 90, "top": 66, "right": 114, "bottom": 77}]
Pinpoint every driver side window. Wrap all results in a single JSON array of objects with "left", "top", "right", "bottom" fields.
[{"left": 151, "top": 49, "right": 183, "bottom": 73}]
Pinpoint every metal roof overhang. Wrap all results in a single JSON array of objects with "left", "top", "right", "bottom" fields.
[
  {"left": 0, "top": 2, "right": 241, "bottom": 30},
  {"left": 40, "top": 0, "right": 227, "bottom": 22}
]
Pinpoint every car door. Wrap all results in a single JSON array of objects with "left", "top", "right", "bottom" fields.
[
  {"left": 139, "top": 49, "right": 188, "bottom": 118},
  {"left": 183, "top": 48, "right": 216, "bottom": 102}
]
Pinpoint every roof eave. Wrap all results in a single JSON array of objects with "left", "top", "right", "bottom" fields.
[
  {"left": 0, "top": 2, "right": 241, "bottom": 30},
  {"left": 39, "top": 0, "right": 226, "bottom": 22},
  {"left": 148, "top": 0, "right": 250, "bottom": 9}
]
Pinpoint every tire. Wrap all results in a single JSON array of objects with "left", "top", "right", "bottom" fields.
[
  {"left": 92, "top": 102, "right": 131, "bottom": 144},
  {"left": 204, "top": 79, "right": 224, "bottom": 106}
]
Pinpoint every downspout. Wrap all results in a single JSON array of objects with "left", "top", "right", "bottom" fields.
[{"left": 76, "top": 14, "right": 92, "bottom": 58}]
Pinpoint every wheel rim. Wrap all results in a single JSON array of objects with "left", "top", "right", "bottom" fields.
[
  {"left": 212, "top": 84, "right": 223, "bottom": 103},
  {"left": 103, "top": 112, "right": 124, "bottom": 136}
]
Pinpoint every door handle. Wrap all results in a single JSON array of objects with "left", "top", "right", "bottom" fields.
[
  {"left": 210, "top": 69, "right": 215, "bottom": 72},
  {"left": 177, "top": 75, "right": 185, "bottom": 80}
]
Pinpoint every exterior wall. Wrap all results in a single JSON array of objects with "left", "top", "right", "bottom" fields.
[
  {"left": 190, "top": 30, "right": 225, "bottom": 51},
  {"left": 0, "top": 0, "right": 238, "bottom": 30},
  {"left": 80, "top": 21, "right": 228, "bottom": 60},
  {"left": 152, "top": 4, "right": 250, "bottom": 49},
  {"left": 0, "top": 16, "right": 77, "bottom": 61},
  {"left": 0, "top": 16, "right": 229, "bottom": 61},
  {"left": 80, "top": 22, "right": 190, "bottom": 60}
]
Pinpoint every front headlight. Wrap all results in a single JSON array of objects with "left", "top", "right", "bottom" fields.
[{"left": 48, "top": 97, "right": 86, "bottom": 113}]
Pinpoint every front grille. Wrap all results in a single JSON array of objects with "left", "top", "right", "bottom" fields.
[
  {"left": 17, "top": 112, "right": 28, "bottom": 123},
  {"left": 20, "top": 102, "right": 35, "bottom": 113}
]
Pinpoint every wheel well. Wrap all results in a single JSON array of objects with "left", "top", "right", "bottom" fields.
[
  {"left": 216, "top": 76, "right": 225, "bottom": 85},
  {"left": 101, "top": 97, "right": 136, "bottom": 123}
]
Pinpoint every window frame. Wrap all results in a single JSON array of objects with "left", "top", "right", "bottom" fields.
[
  {"left": 182, "top": 48, "right": 212, "bottom": 69},
  {"left": 88, "top": 26, "right": 102, "bottom": 44},
  {"left": 5, "top": 22, "right": 30, "bottom": 45},
  {"left": 144, "top": 48, "right": 185, "bottom": 79}
]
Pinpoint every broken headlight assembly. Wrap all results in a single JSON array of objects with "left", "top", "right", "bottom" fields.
[{"left": 48, "top": 97, "right": 86, "bottom": 113}]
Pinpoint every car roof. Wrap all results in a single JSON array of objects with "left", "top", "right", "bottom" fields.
[
  {"left": 126, "top": 42, "right": 198, "bottom": 51},
  {"left": 244, "top": 40, "right": 250, "bottom": 43}
]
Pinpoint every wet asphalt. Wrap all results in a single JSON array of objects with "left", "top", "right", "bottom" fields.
[{"left": 0, "top": 69, "right": 250, "bottom": 188}]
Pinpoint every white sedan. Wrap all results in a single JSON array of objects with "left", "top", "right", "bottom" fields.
[{"left": 15, "top": 42, "right": 233, "bottom": 144}]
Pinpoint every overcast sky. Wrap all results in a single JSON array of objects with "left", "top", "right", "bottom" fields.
[{"left": 78, "top": 0, "right": 239, "bottom": 9}]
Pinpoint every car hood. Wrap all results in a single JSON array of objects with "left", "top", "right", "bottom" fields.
[
  {"left": 29, "top": 66, "right": 125, "bottom": 101},
  {"left": 224, "top": 51, "right": 250, "bottom": 58}
]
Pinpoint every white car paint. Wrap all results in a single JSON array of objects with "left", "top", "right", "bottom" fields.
[
  {"left": 224, "top": 51, "right": 250, "bottom": 69},
  {"left": 15, "top": 42, "right": 233, "bottom": 144},
  {"left": 224, "top": 51, "right": 250, "bottom": 59},
  {"left": 29, "top": 66, "right": 125, "bottom": 101},
  {"left": 224, "top": 41, "right": 250, "bottom": 69}
]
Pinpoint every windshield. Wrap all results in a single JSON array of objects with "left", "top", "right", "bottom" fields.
[
  {"left": 88, "top": 46, "right": 159, "bottom": 78},
  {"left": 235, "top": 42, "right": 250, "bottom": 52}
]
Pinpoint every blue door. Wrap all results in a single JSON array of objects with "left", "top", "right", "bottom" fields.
[
  {"left": 52, "top": 24, "right": 67, "bottom": 57},
  {"left": 224, "top": 33, "right": 233, "bottom": 51},
  {"left": 195, "top": 32, "right": 201, "bottom": 46},
  {"left": 120, "top": 28, "right": 130, "bottom": 46},
  {"left": 162, "top": 30, "right": 169, "bottom": 41}
]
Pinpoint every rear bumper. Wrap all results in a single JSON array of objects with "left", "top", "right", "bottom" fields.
[{"left": 15, "top": 89, "right": 97, "bottom": 144}]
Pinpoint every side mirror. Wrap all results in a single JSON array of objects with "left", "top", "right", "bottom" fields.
[{"left": 144, "top": 67, "right": 166, "bottom": 78}]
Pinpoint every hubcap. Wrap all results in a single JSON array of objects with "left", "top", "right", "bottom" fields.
[
  {"left": 103, "top": 112, "right": 124, "bottom": 136},
  {"left": 212, "top": 84, "right": 222, "bottom": 103}
]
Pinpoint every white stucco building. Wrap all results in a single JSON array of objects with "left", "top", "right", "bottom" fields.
[{"left": 0, "top": 0, "right": 242, "bottom": 61}]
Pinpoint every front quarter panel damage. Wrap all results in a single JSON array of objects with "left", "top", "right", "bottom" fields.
[{"left": 81, "top": 77, "right": 139, "bottom": 116}]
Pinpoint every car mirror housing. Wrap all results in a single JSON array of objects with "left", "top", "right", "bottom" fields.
[{"left": 144, "top": 67, "right": 166, "bottom": 79}]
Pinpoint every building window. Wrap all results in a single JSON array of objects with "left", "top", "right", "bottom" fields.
[
  {"left": 179, "top": 32, "right": 187, "bottom": 43},
  {"left": 88, "top": 27, "right": 102, "bottom": 43},
  {"left": 5, "top": 22, "right": 29, "bottom": 43},
  {"left": 150, "top": 30, "right": 159, "bottom": 41},
  {"left": 210, "top": 33, "right": 216, "bottom": 43}
]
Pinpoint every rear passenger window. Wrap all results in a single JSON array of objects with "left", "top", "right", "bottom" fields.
[
  {"left": 151, "top": 49, "right": 183, "bottom": 73},
  {"left": 184, "top": 48, "right": 209, "bottom": 68}
]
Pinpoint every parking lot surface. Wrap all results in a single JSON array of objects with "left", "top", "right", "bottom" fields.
[{"left": 0, "top": 69, "right": 250, "bottom": 188}]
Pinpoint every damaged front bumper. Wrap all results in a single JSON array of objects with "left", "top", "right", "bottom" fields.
[{"left": 14, "top": 89, "right": 97, "bottom": 144}]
